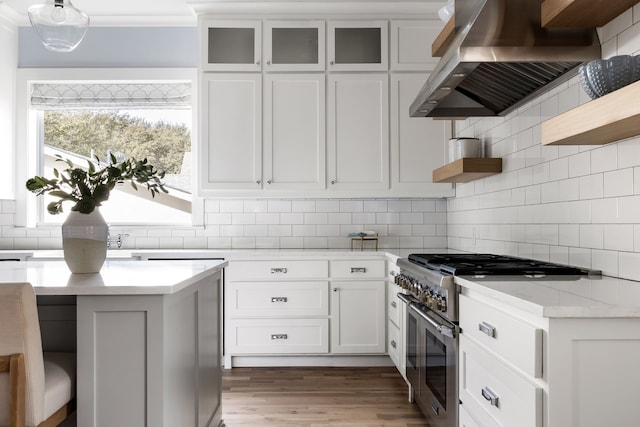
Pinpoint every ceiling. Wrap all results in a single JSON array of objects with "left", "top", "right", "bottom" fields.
[{"left": 1, "top": 0, "right": 444, "bottom": 26}]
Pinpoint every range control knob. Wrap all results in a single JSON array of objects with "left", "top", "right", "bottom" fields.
[{"left": 439, "top": 296, "right": 447, "bottom": 312}]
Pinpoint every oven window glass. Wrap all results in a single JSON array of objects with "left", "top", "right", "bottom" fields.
[
  {"left": 408, "top": 313, "right": 417, "bottom": 368},
  {"left": 425, "top": 328, "right": 447, "bottom": 409}
]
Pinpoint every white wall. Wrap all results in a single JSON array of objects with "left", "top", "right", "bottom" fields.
[
  {"left": 448, "top": 5, "right": 640, "bottom": 281},
  {"left": 0, "top": 14, "right": 17, "bottom": 198}
]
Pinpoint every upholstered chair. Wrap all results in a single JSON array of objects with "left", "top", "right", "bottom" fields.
[{"left": 0, "top": 282, "right": 75, "bottom": 427}]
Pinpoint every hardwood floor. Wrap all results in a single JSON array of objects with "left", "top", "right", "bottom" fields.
[{"left": 222, "top": 366, "right": 431, "bottom": 426}]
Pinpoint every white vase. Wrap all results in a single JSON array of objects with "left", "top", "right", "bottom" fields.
[{"left": 61, "top": 208, "right": 108, "bottom": 274}]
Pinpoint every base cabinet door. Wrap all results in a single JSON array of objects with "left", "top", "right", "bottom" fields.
[{"left": 330, "top": 281, "right": 386, "bottom": 353}]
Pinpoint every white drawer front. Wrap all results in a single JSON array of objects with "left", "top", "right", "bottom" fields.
[
  {"left": 330, "top": 259, "right": 385, "bottom": 278},
  {"left": 460, "top": 405, "right": 482, "bottom": 427},
  {"left": 227, "top": 260, "right": 328, "bottom": 280},
  {"left": 460, "top": 336, "right": 542, "bottom": 427},
  {"left": 226, "top": 281, "right": 329, "bottom": 317},
  {"left": 226, "top": 318, "right": 329, "bottom": 354},
  {"left": 459, "top": 294, "right": 542, "bottom": 378},
  {"left": 387, "top": 283, "right": 401, "bottom": 327},
  {"left": 387, "top": 319, "right": 401, "bottom": 369}
]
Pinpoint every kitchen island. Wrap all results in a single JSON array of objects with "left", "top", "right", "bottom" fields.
[{"left": 0, "top": 259, "right": 227, "bottom": 427}]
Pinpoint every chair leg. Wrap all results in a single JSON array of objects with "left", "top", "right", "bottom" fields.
[
  {"left": 37, "top": 401, "right": 74, "bottom": 427},
  {"left": 0, "top": 354, "right": 26, "bottom": 427}
]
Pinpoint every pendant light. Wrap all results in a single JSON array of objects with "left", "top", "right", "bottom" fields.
[{"left": 28, "top": 0, "right": 90, "bottom": 53}]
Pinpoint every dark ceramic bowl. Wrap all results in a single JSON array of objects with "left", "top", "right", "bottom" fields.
[{"left": 579, "top": 55, "right": 640, "bottom": 99}]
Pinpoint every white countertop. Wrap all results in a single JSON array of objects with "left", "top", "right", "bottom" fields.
[
  {"left": 456, "top": 274, "right": 640, "bottom": 318},
  {"left": 0, "top": 259, "right": 227, "bottom": 296}
]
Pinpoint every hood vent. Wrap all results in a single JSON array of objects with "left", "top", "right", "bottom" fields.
[{"left": 410, "top": 0, "right": 601, "bottom": 118}]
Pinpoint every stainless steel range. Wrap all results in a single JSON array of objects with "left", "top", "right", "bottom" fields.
[{"left": 395, "top": 253, "right": 592, "bottom": 427}]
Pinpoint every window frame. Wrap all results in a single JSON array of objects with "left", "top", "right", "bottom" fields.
[{"left": 15, "top": 68, "right": 202, "bottom": 228}]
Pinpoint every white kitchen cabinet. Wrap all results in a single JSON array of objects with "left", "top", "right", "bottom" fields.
[
  {"left": 327, "top": 20, "right": 388, "bottom": 71},
  {"left": 263, "top": 74, "right": 326, "bottom": 191},
  {"left": 330, "top": 281, "right": 386, "bottom": 354},
  {"left": 200, "top": 19, "right": 261, "bottom": 72},
  {"left": 390, "top": 74, "right": 454, "bottom": 197},
  {"left": 458, "top": 284, "right": 640, "bottom": 427},
  {"left": 390, "top": 20, "right": 442, "bottom": 71},
  {"left": 264, "top": 20, "right": 325, "bottom": 72},
  {"left": 200, "top": 74, "right": 262, "bottom": 193},
  {"left": 327, "top": 74, "right": 389, "bottom": 191}
]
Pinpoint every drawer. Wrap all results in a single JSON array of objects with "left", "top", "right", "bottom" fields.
[
  {"left": 329, "top": 259, "right": 385, "bottom": 278},
  {"left": 460, "top": 405, "right": 482, "bottom": 427},
  {"left": 226, "top": 260, "right": 328, "bottom": 281},
  {"left": 225, "top": 318, "right": 328, "bottom": 354},
  {"left": 460, "top": 335, "right": 542, "bottom": 427},
  {"left": 225, "top": 281, "right": 329, "bottom": 317},
  {"left": 387, "top": 283, "right": 401, "bottom": 327},
  {"left": 459, "top": 294, "right": 542, "bottom": 378},
  {"left": 387, "top": 319, "right": 401, "bottom": 370}
]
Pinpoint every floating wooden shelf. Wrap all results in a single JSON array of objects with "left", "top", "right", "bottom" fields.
[
  {"left": 541, "top": 0, "right": 640, "bottom": 27},
  {"left": 541, "top": 79, "right": 640, "bottom": 146},
  {"left": 432, "top": 158, "right": 502, "bottom": 183},
  {"left": 431, "top": 16, "right": 455, "bottom": 57}
]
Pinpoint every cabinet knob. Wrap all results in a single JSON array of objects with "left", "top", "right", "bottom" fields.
[
  {"left": 267, "top": 180, "right": 272, "bottom": 184},
  {"left": 256, "top": 180, "right": 261, "bottom": 185},
  {"left": 267, "top": 60, "right": 271, "bottom": 65},
  {"left": 333, "top": 288, "right": 338, "bottom": 292},
  {"left": 391, "top": 301, "right": 397, "bottom": 308},
  {"left": 330, "top": 60, "right": 334, "bottom": 66},
  {"left": 390, "top": 340, "right": 397, "bottom": 349},
  {"left": 331, "top": 180, "right": 336, "bottom": 185},
  {"left": 256, "top": 60, "right": 261, "bottom": 65}
]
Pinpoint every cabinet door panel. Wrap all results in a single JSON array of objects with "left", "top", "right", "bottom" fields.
[
  {"left": 264, "top": 21, "right": 325, "bottom": 72},
  {"left": 200, "top": 20, "right": 261, "bottom": 72},
  {"left": 330, "top": 281, "right": 386, "bottom": 353},
  {"left": 264, "top": 74, "right": 326, "bottom": 191},
  {"left": 390, "top": 20, "right": 441, "bottom": 71},
  {"left": 200, "top": 74, "right": 262, "bottom": 192},
  {"left": 390, "top": 74, "right": 453, "bottom": 197},
  {"left": 327, "top": 20, "right": 388, "bottom": 71},
  {"left": 327, "top": 74, "right": 389, "bottom": 191}
]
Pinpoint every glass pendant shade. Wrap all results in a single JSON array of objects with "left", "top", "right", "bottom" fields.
[{"left": 28, "top": 0, "right": 89, "bottom": 53}]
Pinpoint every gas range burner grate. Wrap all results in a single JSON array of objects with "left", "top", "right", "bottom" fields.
[{"left": 408, "top": 253, "right": 586, "bottom": 276}]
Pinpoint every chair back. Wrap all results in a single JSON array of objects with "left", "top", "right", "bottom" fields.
[{"left": 0, "top": 283, "right": 45, "bottom": 426}]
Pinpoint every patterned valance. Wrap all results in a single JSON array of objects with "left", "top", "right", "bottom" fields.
[{"left": 30, "top": 82, "right": 192, "bottom": 109}]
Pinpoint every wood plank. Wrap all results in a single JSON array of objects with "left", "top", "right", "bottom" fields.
[
  {"left": 431, "top": 16, "right": 455, "bottom": 57},
  {"left": 541, "top": 79, "right": 640, "bottom": 146},
  {"left": 541, "top": 0, "right": 639, "bottom": 27},
  {"left": 432, "top": 158, "right": 502, "bottom": 183},
  {"left": 222, "top": 367, "right": 429, "bottom": 426}
]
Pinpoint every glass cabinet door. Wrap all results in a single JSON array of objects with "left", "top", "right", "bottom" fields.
[
  {"left": 327, "top": 21, "right": 388, "bottom": 71},
  {"left": 200, "top": 20, "right": 262, "bottom": 71},
  {"left": 264, "top": 21, "right": 325, "bottom": 72}
]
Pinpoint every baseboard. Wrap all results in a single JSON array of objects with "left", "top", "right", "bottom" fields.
[{"left": 224, "top": 354, "right": 394, "bottom": 369}]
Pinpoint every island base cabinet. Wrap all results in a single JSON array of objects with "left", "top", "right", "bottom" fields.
[{"left": 76, "top": 272, "right": 222, "bottom": 427}]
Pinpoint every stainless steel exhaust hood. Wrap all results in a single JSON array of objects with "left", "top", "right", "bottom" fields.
[{"left": 410, "top": 0, "right": 601, "bottom": 118}]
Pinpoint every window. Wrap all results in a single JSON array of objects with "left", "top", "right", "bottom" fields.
[{"left": 28, "top": 79, "right": 194, "bottom": 226}]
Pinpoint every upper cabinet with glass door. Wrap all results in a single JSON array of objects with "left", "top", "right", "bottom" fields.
[
  {"left": 264, "top": 21, "right": 325, "bottom": 72},
  {"left": 327, "top": 21, "right": 388, "bottom": 71},
  {"left": 200, "top": 20, "right": 262, "bottom": 71}
]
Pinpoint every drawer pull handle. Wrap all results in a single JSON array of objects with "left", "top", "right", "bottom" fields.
[
  {"left": 270, "top": 268, "right": 288, "bottom": 274},
  {"left": 351, "top": 267, "right": 367, "bottom": 273},
  {"left": 271, "top": 334, "right": 288, "bottom": 340},
  {"left": 390, "top": 340, "right": 397, "bottom": 349},
  {"left": 271, "top": 297, "right": 288, "bottom": 303},
  {"left": 481, "top": 386, "right": 499, "bottom": 407},
  {"left": 479, "top": 321, "right": 496, "bottom": 338},
  {"left": 391, "top": 301, "right": 397, "bottom": 308}
]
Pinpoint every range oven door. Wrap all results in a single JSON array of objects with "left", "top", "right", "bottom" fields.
[{"left": 408, "top": 303, "right": 458, "bottom": 427}]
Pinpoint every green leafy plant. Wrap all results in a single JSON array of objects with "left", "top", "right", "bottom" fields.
[{"left": 26, "top": 154, "right": 168, "bottom": 215}]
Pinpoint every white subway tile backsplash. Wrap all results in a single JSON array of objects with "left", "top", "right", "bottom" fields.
[
  {"left": 339, "top": 200, "right": 363, "bottom": 212},
  {"left": 412, "top": 200, "right": 436, "bottom": 212},
  {"left": 268, "top": 200, "right": 292, "bottom": 213},
  {"left": 255, "top": 213, "right": 280, "bottom": 225},
  {"left": 206, "top": 213, "right": 232, "bottom": 225},
  {"left": 602, "top": 8, "right": 633, "bottom": 42},
  {"left": 400, "top": 213, "right": 424, "bottom": 225},
  {"left": 231, "top": 213, "right": 256, "bottom": 225},
  {"left": 291, "top": 200, "right": 316, "bottom": 213},
  {"left": 579, "top": 174, "right": 604, "bottom": 200},
  {"left": 244, "top": 200, "right": 269, "bottom": 213},
  {"left": 580, "top": 224, "right": 604, "bottom": 249},
  {"left": 388, "top": 225, "right": 412, "bottom": 236},
  {"left": 568, "top": 151, "right": 591, "bottom": 177},
  {"left": 604, "top": 224, "right": 634, "bottom": 251},
  {"left": 591, "top": 144, "right": 618, "bottom": 174},
  {"left": 591, "top": 249, "right": 618, "bottom": 277},
  {"left": 351, "top": 212, "right": 376, "bottom": 224},
  {"left": 268, "top": 225, "right": 292, "bottom": 237},
  {"left": 242, "top": 225, "right": 269, "bottom": 237},
  {"left": 604, "top": 168, "right": 634, "bottom": 197},
  {"left": 618, "top": 139, "right": 640, "bottom": 169},
  {"left": 280, "top": 213, "right": 304, "bottom": 225},
  {"left": 304, "top": 212, "right": 328, "bottom": 224},
  {"left": 619, "top": 251, "right": 640, "bottom": 281},
  {"left": 327, "top": 213, "right": 351, "bottom": 225},
  {"left": 618, "top": 20, "right": 640, "bottom": 55},
  {"left": 315, "top": 200, "right": 340, "bottom": 212},
  {"left": 219, "top": 200, "right": 243, "bottom": 212}
]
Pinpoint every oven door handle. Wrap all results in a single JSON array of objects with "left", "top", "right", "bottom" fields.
[{"left": 409, "top": 304, "right": 456, "bottom": 339}]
